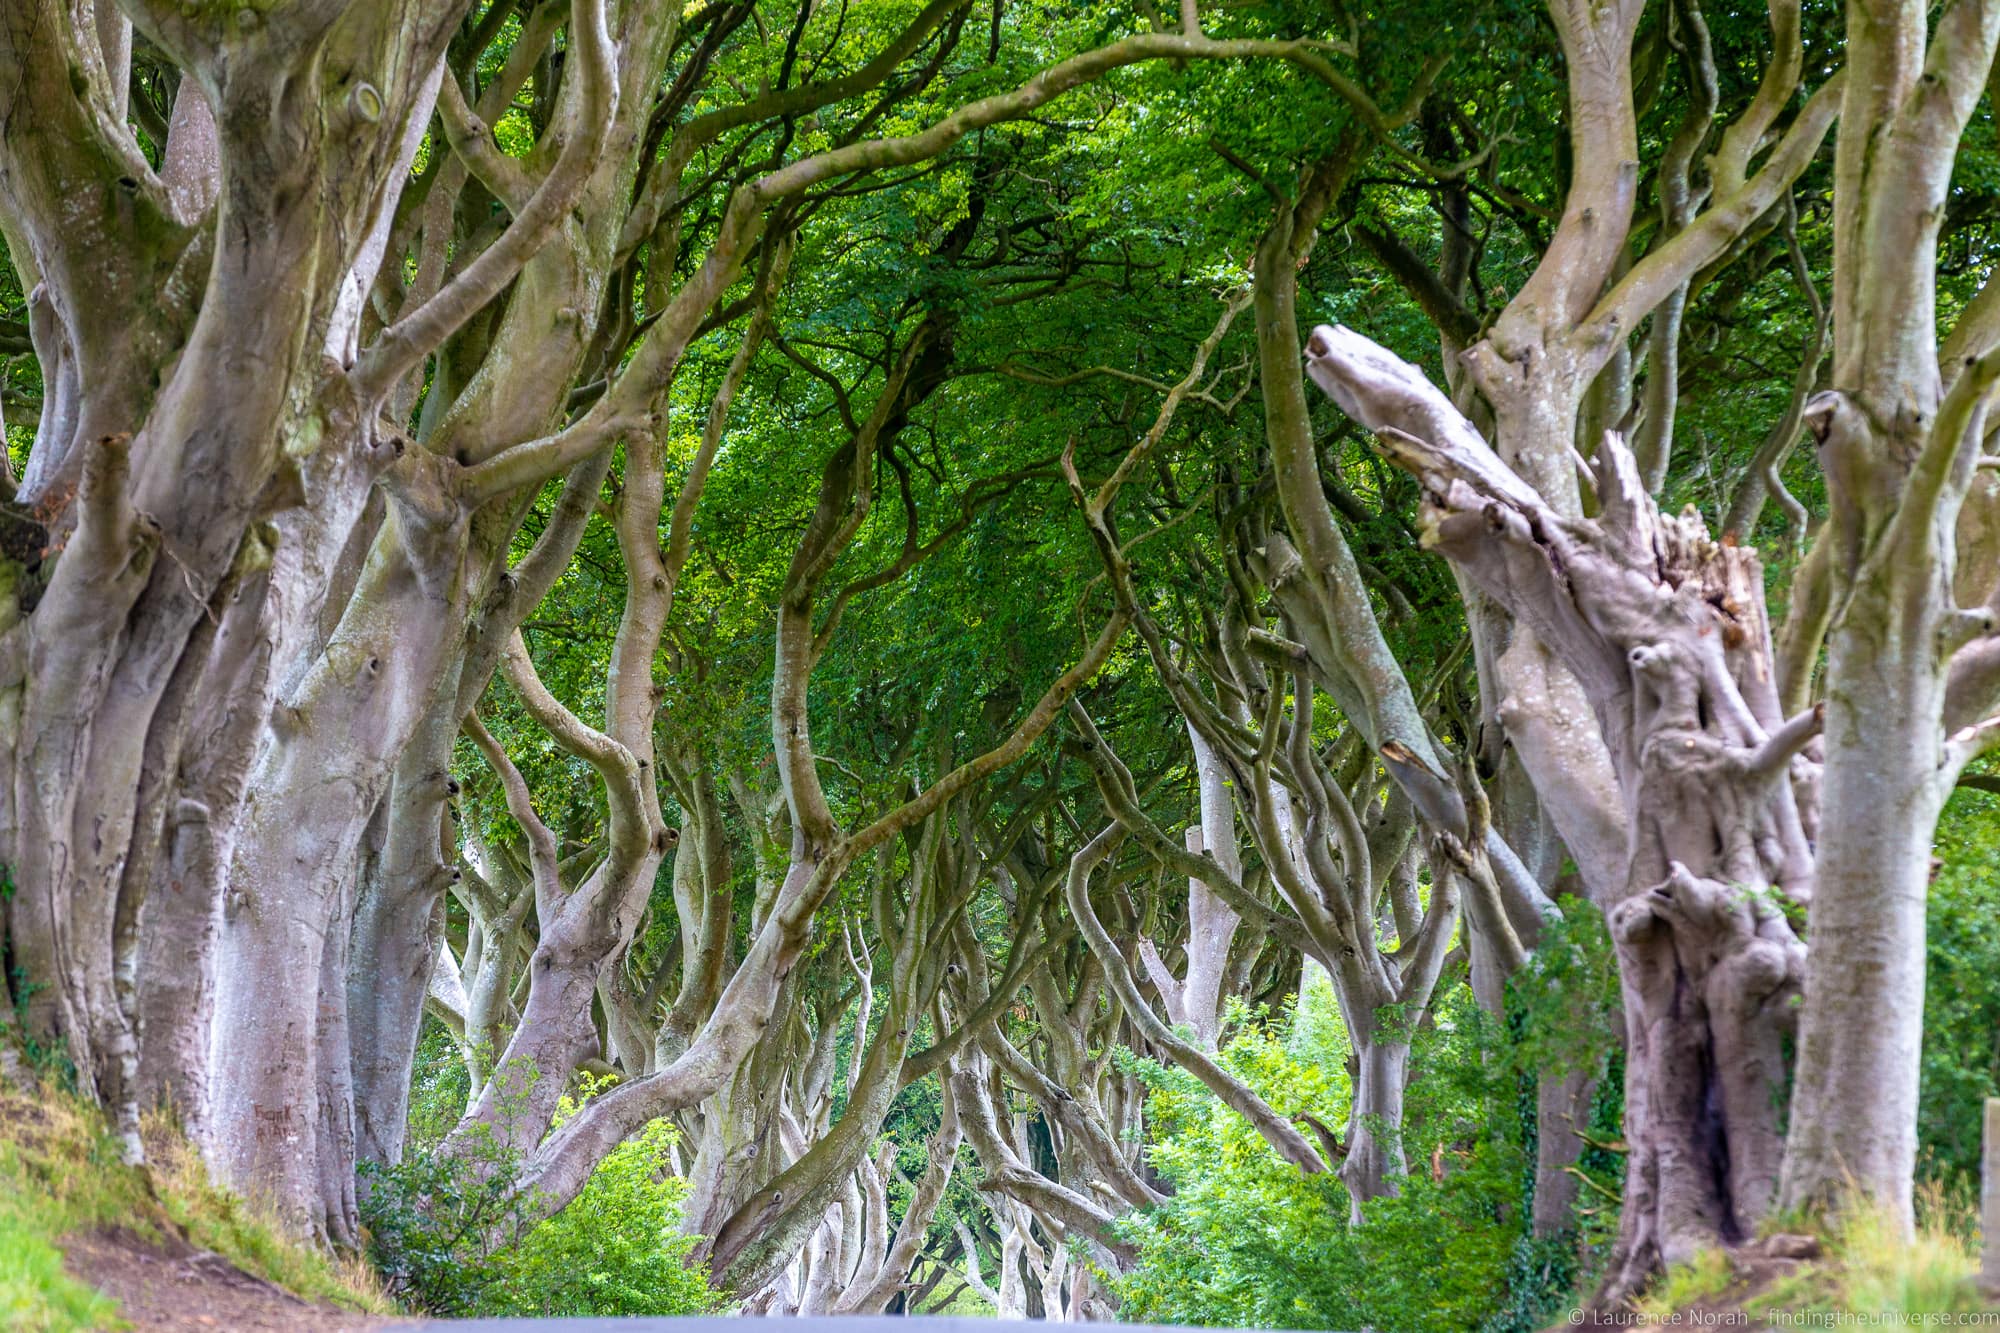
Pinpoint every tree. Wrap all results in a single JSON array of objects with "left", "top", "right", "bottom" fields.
[
  {"left": 1776, "top": 0, "right": 2000, "bottom": 1226},
  {"left": 7, "top": 0, "right": 2000, "bottom": 1319}
]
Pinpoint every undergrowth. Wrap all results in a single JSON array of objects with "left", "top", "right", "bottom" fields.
[
  {"left": 1638, "top": 1187, "right": 1995, "bottom": 1322},
  {"left": 1636, "top": 1248, "right": 1736, "bottom": 1316},
  {"left": 362, "top": 1068, "right": 722, "bottom": 1317},
  {"left": 1756, "top": 1189, "right": 1990, "bottom": 1317},
  {"left": 0, "top": 1078, "right": 390, "bottom": 1331}
]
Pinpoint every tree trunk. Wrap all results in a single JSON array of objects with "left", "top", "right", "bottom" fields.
[
  {"left": 314, "top": 860, "right": 362, "bottom": 1249},
  {"left": 1307, "top": 326, "right": 1817, "bottom": 1299},
  {"left": 1342, "top": 1027, "right": 1412, "bottom": 1213},
  {"left": 133, "top": 552, "right": 280, "bottom": 1127},
  {"left": 207, "top": 495, "right": 471, "bottom": 1228},
  {"left": 1181, "top": 723, "right": 1240, "bottom": 1049},
  {"left": 1774, "top": 0, "right": 2000, "bottom": 1229},
  {"left": 1533, "top": 1069, "right": 1595, "bottom": 1238},
  {"left": 1779, "top": 580, "right": 1949, "bottom": 1224},
  {"left": 350, "top": 715, "right": 460, "bottom": 1171}
]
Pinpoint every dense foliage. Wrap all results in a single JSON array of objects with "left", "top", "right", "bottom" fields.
[
  {"left": 1112, "top": 912, "right": 1626, "bottom": 1331},
  {"left": 365, "top": 1069, "right": 719, "bottom": 1317}
]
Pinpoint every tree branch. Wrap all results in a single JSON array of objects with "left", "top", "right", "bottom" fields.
[{"left": 352, "top": 0, "right": 619, "bottom": 403}]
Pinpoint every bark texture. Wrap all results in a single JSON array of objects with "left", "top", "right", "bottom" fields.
[{"left": 1307, "top": 326, "right": 1819, "bottom": 1297}]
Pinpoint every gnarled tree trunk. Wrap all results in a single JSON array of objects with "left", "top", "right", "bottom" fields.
[{"left": 1306, "top": 326, "right": 1819, "bottom": 1298}]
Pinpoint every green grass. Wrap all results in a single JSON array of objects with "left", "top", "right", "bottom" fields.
[
  {"left": 1756, "top": 1189, "right": 1992, "bottom": 1317},
  {"left": 0, "top": 1202, "right": 122, "bottom": 1332},
  {"left": 0, "top": 1079, "right": 393, "bottom": 1331},
  {"left": 1637, "top": 1185, "right": 1997, "bottom": 1322},
  {"left": 1638, "top": 1247, "right": 1737, "bottom": 1315}
]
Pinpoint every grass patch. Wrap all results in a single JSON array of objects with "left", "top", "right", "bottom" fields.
[
  {"left": 0, "top": 1202, "right": 122, "bottom": 1332},
  {"left": 1755, "top": 1187, "right": 1992, "bottom": 1317},
  {"left": 1639, "top": 1247, "right": 1737, "bottom": 1315},
  {"left": 0, "top": 1079, "right": 392, "bottom": 1330}
]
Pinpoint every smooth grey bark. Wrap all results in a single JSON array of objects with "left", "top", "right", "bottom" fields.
[
  {"left": 0, "top": 0, "right": 663, "bottom": 1203},
  {"left": 132, "top": 539, "right": 279, "bottom": 1126},
  {"left": 158, "top": 79, "right": 220, "bottom": 224},
  {"left": 208, "top": 487, "right": 476, "bottom": 1230},
  {"left": 678, "top": 989, "right": 803, "bottom": 1253},
  {"left": 1136, "top": 722, "right": 1241, "bottom": 1050},
  {"left": 200, "top": 0, "right": 723, "bottom": 1227},
  {"left": 1777, "top": 0, "right": 2000, "bottom": 1230},
  {"left": 0, "top": 0, "right": 473, "bottom": 1169},
  {"left": 348, "top": 719, "right": 458, "bottom": 1171},
  {"left": 315, "top": 847, "right": 363, "bottom": 1250}
]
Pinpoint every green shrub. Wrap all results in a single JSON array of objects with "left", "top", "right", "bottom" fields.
[
  {"left": 364, "top": 1072, "right": 721, "bottom": 1317},
  {"left": 1112, "top": 982, "right": 1531, "bottom": 1332},
  {"left": 358, "top": 1130, "right": 523, "bottom": 1314},
  {"left": 1114, "top": 900, "right": 1626, "bottom": 1332},
  {"left": 477, "top": 1119, "right": 720, "bottom": 1317}
]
